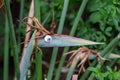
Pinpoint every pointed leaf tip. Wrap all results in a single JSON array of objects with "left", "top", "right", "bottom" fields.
[{"left": 37, "top": 34, "right": 104, "bottom": 47}]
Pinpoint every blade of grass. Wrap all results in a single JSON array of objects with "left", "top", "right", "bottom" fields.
[
  {"left": 89, "top": 53, "right": 120, "bottom": 59},
  {"left": 80, "top": 33, "right": 120, "bottom": 80},
  {"left": 42, "top": 12, "right": 51, "bottom": 25},
  {"left": 34, "top": 0, "right": 42, "bottom": 80},
  {"left": 4, "top": 0, "right": 20, "bottom": 79},
  {"left": 80, "top": 60, "right": 97, "bottom": 80},
  {"left": 35, "top": 49, "right": 42, "bottom": 80},
  {"left": 66, "top": 59, "right": 79, "bottom": 80},
  {"left": 19, "top": 0, "right": 25, "bottom": 20},
  {"left": 47, "top": 0, "right": 70, "bottom": 80},
  {"left": 20, "top": 31, "right": 36, "bottom": 80},
  {"left": 3, "top": 16, "right": 9, "bottom": 80},
  {"left": 18, "top": 0, "right": 25, "bottom": 54},
  {"left": 55, "top": 0, "right": 88, "bottom": 80},
  {"left": 20, "top": 1, "right": 35, "bottom": 79},
  {"left": 34, "top": 0, "right": 41, "bottom": 22}
]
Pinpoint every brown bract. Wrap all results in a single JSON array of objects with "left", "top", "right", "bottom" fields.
[
  {"left": 19, "top": 17, "right": 56, "bottom": 49},
  {"left": 66, "top": 47, "right": 107, "bottom": 73},
  {"left": 20, "top": 17, "right": 51, "bottom": 38}
]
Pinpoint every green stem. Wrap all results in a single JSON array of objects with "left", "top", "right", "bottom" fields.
[
  {"left": 54, "top": 47, "right": 69, "bottom": 80},
  {"left": 47, "top": 0, "right": 70, "bottom": 80},
  {"left": 19, "top": 0, "right": 25, "bottom": 20},
  {"left": 3, "top": 16, "right": 9, "bottom": 80},
  {"left": 57, "top": 0, "right": 69, "bottom": 34},
  {"left": 34, "top": 0, "right": 42, "bottom": 80},
  {"left": 18, "top": 0, "right": 25, "bottom": 54},
  {"left": 4, "top": 0, "right": 20, "bottom": 79},
  {"left": 79, "top": 61, "right": 97, "bottom": 80},
  {"left": 47, "top": 47, "right": 59, "bottom": 80},
  {"left": 55, "top": 0, "right": 88, "bottom": 80},
  {"left": 35, "top": 49, "right": 42, "bottom": 80},
  {"left": 66, "top": 59, "right": 79, "bottom": 80},
  {"left": 70, "top": 0, "right": 88, "bottom": 36},
  {"left": 34, "top": 0, "right": 41, "bottom": 22}
]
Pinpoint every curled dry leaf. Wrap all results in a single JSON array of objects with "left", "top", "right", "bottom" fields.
[
  {"left": 66, "top": 46, "right": 107, "bottom": 73},
  {"left": 19, "top": 17, "right": 56, "bottom": 48},
  {"left": 20, "top": 17, "right": 51, "bottom": 37}
]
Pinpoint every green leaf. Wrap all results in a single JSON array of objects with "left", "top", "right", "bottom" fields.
[
  {"left": 87, "top": 67, "right": 98, "bottom": 73},
  {"left": 20, "top": 31, "right": 36, "bottom": 80},
  {"left": 87, "top": 0, "right": 102, "bottom": 12},
  {"left": 89, "top": 53, "right": 120, "bottom": 60},
  {"left": 89, "top": 12, "right": 102, "bottom": 23},
  {"left": 106, "top": 27, "right": 112, "bottom": 32},
  {"left": 37, "top": 34, "right": 104, "bottom": 47},
  {"left": 106, "top": 66, "right": 112, "bottom": 72},
  {"left": 113, "top": 18, "right": 120, "bottom": 31},
  {"left": 105, "top": 27, "right": 112, "bottom": 36},
  {"left": 100, "top": 21, "right": 106, "bottom": 31},
  {"left": 113, "top": 0, "right": 120, "bottom": 5},
  {"left": 108, "top": 53, "right": 120, "bottom": 59}
]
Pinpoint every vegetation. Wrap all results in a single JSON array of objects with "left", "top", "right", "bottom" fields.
[
  {"left": 0, "top": 0, "right": 120, "bottom": 80},
  {"left": 88, "top": 65, "right": 120, "bottom": 80}
]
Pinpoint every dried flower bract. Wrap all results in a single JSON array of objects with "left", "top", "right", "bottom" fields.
[{"left": 66, "top": 46, "right": 107, "bottom": 73}]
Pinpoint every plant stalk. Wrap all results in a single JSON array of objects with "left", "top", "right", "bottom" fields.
[
  {"left": 55, "top": 0, "right": 88, "bottom": 80},
  {"left": 34, "top": 0, "right": 42, "bottom": 80},
  {"left": 47, "top": 0, "right": 70, "bottom": 80},
  {"left": 4, "top": 0, "right": 20, "bottom": 79},
  {"left": 3, "top": 16, "right": 9, "bottom": 80}
]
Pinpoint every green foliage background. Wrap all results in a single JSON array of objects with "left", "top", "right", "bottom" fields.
[
  {"left": 0, "top": 0, "right": 120, "bottom": 80},
  {"left": 77, "top": 0, "right": 120, "bottom": 51}
]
